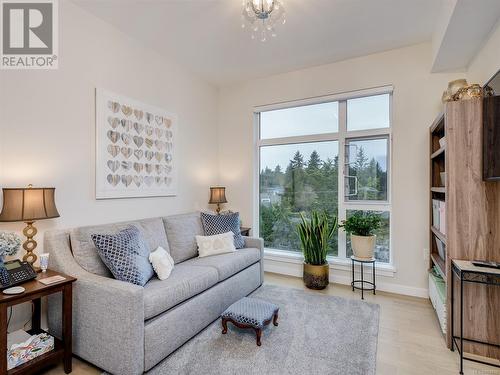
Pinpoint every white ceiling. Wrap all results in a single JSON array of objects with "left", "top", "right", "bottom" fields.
[{"left": 73, "top": 0, "right": 443, "bottom": 86}]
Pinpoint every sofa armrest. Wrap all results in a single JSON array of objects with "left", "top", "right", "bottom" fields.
[
  {"left": 243, "top": 236, "right": 263, "bottom": 252},
  {"left": 243, "top": 236, "right": 264, "bottom": 285},
  {"left": 45, "top": 230, "right": 145, "bottom": 375}
]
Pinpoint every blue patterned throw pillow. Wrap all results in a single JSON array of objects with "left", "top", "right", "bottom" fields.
[
  {"left": 200, "top": 212, "right": 245, "bottom": 249},
  {"left": 91, "top": 226, "right": 154, "bottom": 286}
]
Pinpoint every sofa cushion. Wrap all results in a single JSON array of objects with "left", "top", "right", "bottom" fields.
[
  {"left": 162, "top": 212, "right": 204, "bottom": 264},
  {"left": 149, "top": 246, "right": 174, "bottom": 280},
  {"left": 200, "top": 212, "right": 245, "bottom": 249},
  {"left": 196, "top": 232, "right": 236, "bottom": 258},
  {"left": 92, "top": 226, "right": 154, "bottom": 286},
  {"left": 184, "top": 248, "right": 261, "bottom": 282},
  {"left": 71, "top": 217, "right": 169, "bottom": 277},
  {"left": 143, "top": 263, "right": 219, "bottom": 320}
]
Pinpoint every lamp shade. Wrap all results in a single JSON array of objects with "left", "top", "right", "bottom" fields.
[
  {"left": 0, "top": 187, "right": 60, "bottom": 222},
  {"left": 209, "top": 187, "right": 227, "bottom": 204}
]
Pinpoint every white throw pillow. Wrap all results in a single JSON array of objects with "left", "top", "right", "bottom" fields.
[
  {"left": 196, "top": 232, "right": 236, "bottom": 258},
  {"left": 149, "top": 246, "right": 174, "bottom": 280}
]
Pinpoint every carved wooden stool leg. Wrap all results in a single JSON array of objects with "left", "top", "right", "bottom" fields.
[
  {"left": 221, "top": 318, "right": 228, "bottom": 334},
  {"left": 273, "top": 311, "right": 279, "bottom": 326},
  {"left": 255, "top": 328, "right": 262, "bottom": 346}
]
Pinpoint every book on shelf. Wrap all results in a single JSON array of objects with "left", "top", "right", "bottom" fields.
[
  {"left": 432, "top": 199, "right": 441, "bottom": 231},
  {"left": 439, "top": 200, "right": 446, "bottom": 235},
  {"left": 434, "top": 237, "right": 446, "bottom": 259},
  {"left": 432, "top": 199, "right": 446, "bottom": 234}
]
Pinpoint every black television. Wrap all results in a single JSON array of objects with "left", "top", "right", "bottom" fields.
[{"left": 483, "top": 69, "right": 500, "bottom": 181}]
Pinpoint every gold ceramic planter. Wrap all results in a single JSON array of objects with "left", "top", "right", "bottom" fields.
[{"left": 303, "top": 263, "right": 329, "bottom": 290}]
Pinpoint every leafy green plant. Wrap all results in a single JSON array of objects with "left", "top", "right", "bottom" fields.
[
  {"left": 340, "top": 211, "right": 381, "bottom": 236},
  {"left": 296, "top": 211, "right": 337, "bottom": 265}
]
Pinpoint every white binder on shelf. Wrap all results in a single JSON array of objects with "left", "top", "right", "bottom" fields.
[
  {"left": 432, "top": 199, "right": 441, "bottom": 230},
  {"left": 439, "top": 200, "right": 446, "bottom": 235}
]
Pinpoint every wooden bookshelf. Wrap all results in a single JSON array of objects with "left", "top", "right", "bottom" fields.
[
  {"left": 429, "top": 112, "right": 446, "bottom": 281},
  {"left": 429, "top": 99, "right": 500, "bottom": 362}
]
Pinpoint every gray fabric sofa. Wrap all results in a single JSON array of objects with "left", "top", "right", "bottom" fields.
[{"left": 44, "top": 212, "right": 264, "bottom": 375}]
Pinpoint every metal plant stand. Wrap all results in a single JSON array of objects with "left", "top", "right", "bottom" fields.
[{"left": 350, "top": 256, "right": 376, "bottom": 300}]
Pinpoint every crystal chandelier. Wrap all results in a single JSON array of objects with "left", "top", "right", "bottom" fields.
[{"left": 241, "top": 0, "right": 286, "bottom": 42}]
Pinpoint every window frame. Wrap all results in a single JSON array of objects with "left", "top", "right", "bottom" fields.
[
  {"left": 253, "top": 86, "right": 393, "bottom": 265},
  {"left": 343, "top": 134, "right": 391, "bottom": 205}
]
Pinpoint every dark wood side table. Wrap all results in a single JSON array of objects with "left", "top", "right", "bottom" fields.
[
  {"left": 0, "top": 270, "right": 76, "bottom": 375},
  {"left": 240, "top": 227, "right": 251, "bottom": 237}
]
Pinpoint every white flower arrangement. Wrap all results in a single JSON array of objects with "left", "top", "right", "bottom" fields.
[{"left": 0, "top": 232, "right": 22, "bottom": 258}]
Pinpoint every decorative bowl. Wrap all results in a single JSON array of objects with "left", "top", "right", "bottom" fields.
[
  {"left": 447, "top": 79, "right": 468, "bottom": 97},
  {"left": 442, "top": 90, "right": 452, "bottom": 103},
  {"left": 467, "top": 84, "right": 482, "bottom": 98}
]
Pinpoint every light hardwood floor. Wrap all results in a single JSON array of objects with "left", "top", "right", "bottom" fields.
[{"left": 43, "top": 272, "right": 499, "bottom": 375}]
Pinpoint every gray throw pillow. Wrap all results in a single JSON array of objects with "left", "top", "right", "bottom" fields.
[
  {"left": 200, "top": 212, "right": 245, "bottom": 249},
  {"left": 91, "top": 226, "right": 154, "bottom": 286}
]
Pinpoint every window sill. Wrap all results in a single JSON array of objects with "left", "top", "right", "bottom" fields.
[{"left": 264, "top": 248, "right": 396, "bottom": 277}]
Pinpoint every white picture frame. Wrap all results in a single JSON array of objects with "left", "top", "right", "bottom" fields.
[{"left": 95, "top": 88, "right": 178, "bottom": 199}]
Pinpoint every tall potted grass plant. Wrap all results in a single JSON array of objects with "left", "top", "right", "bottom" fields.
[{"left": 297, "top": 211, "right": 337, "bottom": 290}]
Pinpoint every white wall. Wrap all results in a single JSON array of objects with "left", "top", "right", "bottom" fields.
[
  {"left": 0, "top": 0, "right": 219, "bottom": 236},
  {"left": 0, "top": 1, "right": 219, "bottom": 327},
  {"left": 467, "top": 20, "right": 500, "bottom": 84},
  {"left": 217, "top": 43, "right": 463, "bottom": 297}
]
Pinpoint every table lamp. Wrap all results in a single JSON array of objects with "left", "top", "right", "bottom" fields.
[
  {"left": 0, "top": 185, "right": 60, "bottom": 265},
  {"left": 209, "top": 186, "right": 227, "bottom": 214}
]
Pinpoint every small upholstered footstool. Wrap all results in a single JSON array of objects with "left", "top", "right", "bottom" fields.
[{"left": 221, "top": 297, "right": 279, "bottom": 346}]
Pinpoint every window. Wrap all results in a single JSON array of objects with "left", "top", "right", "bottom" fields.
[
  {"left": 257, "top": 89, "right": 392, "bottom": 263},
  {"left": 260, "top": 141, "right": 339, "bottom": 256},
  {"left": 347, "top": 94, "right": 390, "bottom": 131},
  {"left": 345, "top": 137, "right": 388, "bottom": 201},
  {"left": 260, "top": 102, "right": 339, "bottom": 139}
]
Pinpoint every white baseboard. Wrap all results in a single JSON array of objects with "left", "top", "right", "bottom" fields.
[{"left": 264, "top": 258, "right": 429, "bottom": 299}]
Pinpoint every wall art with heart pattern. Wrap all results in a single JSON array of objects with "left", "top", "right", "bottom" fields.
[{"left": 96, "top": 88, "right": 177, "bottom": 199}]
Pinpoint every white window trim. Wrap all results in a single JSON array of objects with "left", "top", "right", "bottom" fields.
[
  {"left": 264, "top": 248, "right": 396, "bottom": 277},
  {"left": 253, "top": 85, "right": 393, "bottom": 267},
  {"left": 254, "top": 85, "right": 393, "bottom": 112}
]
